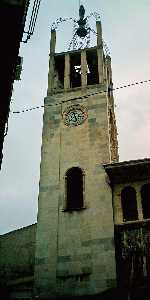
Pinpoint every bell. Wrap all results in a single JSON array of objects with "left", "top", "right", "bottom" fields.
[{"left": 76, "top": 26, "right": 87, "bottom": 38}]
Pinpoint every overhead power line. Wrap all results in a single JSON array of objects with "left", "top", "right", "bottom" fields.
[
  {"left": 22, "top": 0, "right": 42, "bottom": 43},
  {"left": 11, "top": 78, "right": 150, "bottom": 115}
]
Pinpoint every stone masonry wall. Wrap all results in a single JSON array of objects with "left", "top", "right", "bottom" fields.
[{"left": 0, "top": 223, "right": 36, "bottom": 286}]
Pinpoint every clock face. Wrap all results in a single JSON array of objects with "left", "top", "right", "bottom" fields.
[{"left": 63, "top": 105, "right": 87, "bottom": 127}]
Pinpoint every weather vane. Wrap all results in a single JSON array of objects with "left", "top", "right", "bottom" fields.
[{"left": 50, "top": 4, "right": 111, "bottom": 53}]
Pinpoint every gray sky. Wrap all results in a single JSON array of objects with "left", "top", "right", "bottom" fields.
[{"left": 0, "top": 0, "right": 150, "bottom": 234}]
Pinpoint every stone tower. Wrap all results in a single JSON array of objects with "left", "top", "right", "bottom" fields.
[{"left": 34, "top": 16, "right": 118, "bottom": 299}]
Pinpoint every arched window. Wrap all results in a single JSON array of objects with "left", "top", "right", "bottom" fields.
[
  {"left": 141, "top": 184, "right": 150, "bottom": 219},
  {"left": 65, "top": 167, "right": 84, "bottom": 210},
  {"left": 121, "top": 186, "right": 138, "bottom": 222}
]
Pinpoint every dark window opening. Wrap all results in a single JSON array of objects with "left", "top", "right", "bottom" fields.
[
  {"left": 86, "top": 49, "right": 99, "bottom": 85},
  {"left": 54, "top": 54, "right": 65, "bottom": 89},
  {"left": 121, "top": 186, "right": 138, "bottom": 222},
  {"left": 70, "top": 53, "right": 81, "bottom": 88},
  {"left": 109, "top": 109, "right": 113, "bottom": 124},
  {"left": 66, "top": 167, "right": 84, "bottom": 210},
  {"left": 108, "top": 81, "right": 113, "bottom": 98},
  {"left": 141, "top": 184, "right": 150, "bottom": 219}
]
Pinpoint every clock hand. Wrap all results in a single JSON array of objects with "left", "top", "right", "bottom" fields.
[{"left": 73, "top": 112, "right": 77, "bottom": 121}]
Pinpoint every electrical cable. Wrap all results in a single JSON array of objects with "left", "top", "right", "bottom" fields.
[
  {"left": 22, "top": 0, "right": 42, "bottom": 43},
  {"left": 11, "top": 78, "right": 150, "bottom": 115}
]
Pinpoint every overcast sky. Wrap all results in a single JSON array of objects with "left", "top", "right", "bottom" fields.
[{"left": 0, "top": 0, "right": 150, "bottom": 234}]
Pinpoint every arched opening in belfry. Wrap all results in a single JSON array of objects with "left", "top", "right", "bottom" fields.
[
  {"left": 141, "top": 184, "right": 150, "bottom": 219},
  {"left": 65, "top": 167, "right": 84, "bottom": 210},
  {"left": 121, "top": 186, "right": 138, "bottom": 222},
  {"left": 86, "top": 49, "right": 99, "bottom": 85}
]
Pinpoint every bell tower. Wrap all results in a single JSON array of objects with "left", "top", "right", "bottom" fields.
[{"left": 34, "top": 7, "right": 118, "bottom": 299}]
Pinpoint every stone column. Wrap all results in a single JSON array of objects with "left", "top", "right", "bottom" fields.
[
  {"left": 96, "top": 21, "right": 104, "bottom": 84},
  {"left": 64, "top": 53, "right": 70, "bottom": 90},
  {"left": 136, "top": 185, "right": 143, "bottom": 221},
  {"left": 81, "top": 50, "right": 87, "bottom": 87},
  {"left": 114, "top": 187, "right": 123, "bottom": 224},
  {"left": 106, "top": 55, "right": 112, "bottom": 83},
  {"left": 48, "top": 29, "right": 56, "bottom": 92}
]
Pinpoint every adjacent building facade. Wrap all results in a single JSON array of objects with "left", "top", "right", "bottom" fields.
[{"left": 0, "top": 0, "right": 30, "bottom": 170}]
